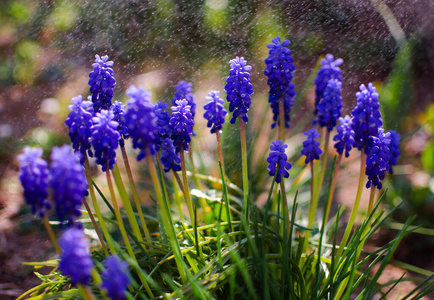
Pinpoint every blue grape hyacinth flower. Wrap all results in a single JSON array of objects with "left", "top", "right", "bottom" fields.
[
  {"left": 18, "top": 147, "right": 51, "bottom": 218},
  {"left": 366, "top": 128, "right": 391, "bottom": 190},
  {"left": 351, "top": 83, "right": 383, "bottom": 152},
  {"left": 88, "top": 54, "right": 116, "bottom": 113},
  {"left": 203, "top": 91, "right": 227, "bottom": 134},
  {"left": 169, "top": 99, "right": 194, "bottom": 152},
  {"left": 315, "top": 79, "right": 343, "bottom": 131},
  {"left": 333, "top": 115, "right": 356, "bottom": 158},
  {"left": 92, "top": 110, "right": 120, "bottom": 172},
  {"left": 172, "top": 81, "right": 196, "bottom": 119},
  {"left": 153, "top": 101, "right": 171, "bottom": 151},
  {"left": 160, "top": 138, "right": 182, "bottom": 172},
  {"left": 50, "top": 145, "right": 88, "bottom": 226},
  {"left": 387, "top": 130, "right": 401, "bottom": 174},
  {"left": 59, "top": 227, "right": 93, "bottom": 286},
  {"left": 110, "top": 101, "right": 129, "bottom": 147},
  {"left": 267, "top": 140, "right": 292, "bottom": 183},
  {"left": 123, "top": 86, "right": 157, "bottom": 161},
  {"left": 301, "top": 128, "right": 323, "bottom": 164},
  {"left": 65, "top": 95, "right": 94, "bottom": 161},
  {"left": 314, "top": 54, "right": 343, "bottom": 115},
  {"left": 225, "top": 57, "right": 254, "bottom": 124},
  {"left": 264, "top": 36, "right": 296, "bottom": 128},
  {"left": 101, "top": 256, "right": 131, "bottom": 300}
]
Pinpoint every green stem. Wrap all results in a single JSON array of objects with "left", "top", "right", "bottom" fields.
[
  {"left": 279, "top": 96, "right": 285, "bottom": 142},
  {"left": 122, "top": 145, "right": 151, "bottom": 242},
  {"left": 42, "top": 215, "right": 60, "bottom": 253},
  {"left": 112, "top": 163, "right": 143, "bottom": 243},
  {"left": 180, "top": 146, "right": 195, "bottom": 223},
  {"left": 280, "top": 179, "right": 290, "bottom": 234},
  {"left": 216, "top": 130, "right": 227, "bottom": 180},
  {"left": 314, "top": 129, "right": 330, "bottom": 202},
  {"left": 324, "top": 153, "right": 342, "bottom": 223},
  {"left": 367, "top": 186, "right": 376, "bottom": 217},
  {"left": 82, "top": 198, "right": 108, "bottom": 255},
  {"left": 239, "top": 119, "right": 249, "bottom": 216},
  {"left": 336, "top": 151, "right": 367, "bottom": 262},
  {"left": 84, "top": 153, "right": 115, "bottom": 254},
  {"left": 303, "top": 161, "right": 316, "bottom": 252},
  {"left": 145, "top": 153, "right": 187, "bottom": 283},
  {"left": 171, "top": 170, "right": 184, "bottom": 219},
  {"left": 106, "top": 166, "right": 154, "bottom": 298},
  {"left": 77, "top": 285, "right": 95, "bottom": 300}
]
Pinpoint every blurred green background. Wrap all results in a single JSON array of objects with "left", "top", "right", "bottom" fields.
[{"left": 0, "top": 0, "right": 433, "bottom": 295}]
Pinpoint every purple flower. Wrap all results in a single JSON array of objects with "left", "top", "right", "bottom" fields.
[
  {"left": 264, "top": 37, "right": 296, "bottom": 129},
  {"left": 169, "top": 99, "right": 194, "bottom": 152},
  {"left": 333, "top": 115, "right": 356, "bottom": 157},
  {"left": 314, "top": 54, "right": 343, "bottom": 115},
  {"left": 203, "top": 91, "right": 227, "bottom": 134},
  {"left": 88, "top": 54, "right": 116, "bottom": 113},
  {"left": 314, "top": 79, "right": 343, "bottom": 131},
  {"left": 92, "top": 110, "right": 120, "bottom": 172},
  {"left": 18, "top": 147, "right": 51, "bottom": 218},
  {"left": 64, "top": 95, "right": 94, "bottom": 161},
  {"left": 301, "top": 128, "right": 323, "bottom": 164},
  {"left": 59, "top": 227, "right": 93, "bottom": 286},
  {"left": 110, "top": 101, "right": 129, "bottom": 147},
  {"left": 387, "top": 130, "right": 401, "bottom": 174},
  {"left": 351, "top": 83, "right": 383, "bottom": 152},
  {"left": 225, "top": 57, "right": 254, "bottom": 124},
  {"left": 101, "top": 256, "right": 130, "bottom": 300},
  {"left": 50, "top": 145, "right": 87, "bottom": 226},
  {"left": 267, "top": 140, "right": 292, "bottom": 183},
  {"left": 366, "top": 128, "right": 391, "bottom": 190},
  {"left": 153, "top": 101, "right": 171, "bottom": 151},
  {"left": 172, "top": 81, "right": 196, "bottom": 119},
  {"left": 160, "top": 138, "right": 181, "bottom": 172},
  {"left": 123, "top": 86, "right": 157, "bottom": 161}
]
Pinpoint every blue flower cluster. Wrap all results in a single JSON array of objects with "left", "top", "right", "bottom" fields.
[
  {"left": 92, "top": 110, "right": 120, "bottom": 171},
  {"left": 315, "top": 79, "right": 343, "bottom": 131},
  {"left": 387, "top": 130, "right": 401, "bottom": 174},
  {"left": 313, "top": 54, "right": 343, "bottom": 115},
  {"left": 365, "top": 129, "right": 391, "bottom": 190},
  {"left": 110, "top": 101, "right": 129, "bottom": 147},
  {"left": 59, "top": 227, "right": 93, "bottom": 286},
  {"left": 50, "top": 145, "right": 87, "bottom": 226},
  {"left": 124, "top": 86, "right": 157, "bottom": 160},
  {"left": 64, "top": 95, "right": 94, "bottom": 160},
  {"left": 101, "top": 256, "right": 131, "bottom": 300},
  {"left": 203, "top": 91, "right": 227, "bottom": 134},
  {"left": 264, "top": 37, "right": 296, "bottom": 129},
  {"left": 267, "top": 140, "right": 292, "bottom": 183},
  {"left": 160, "top": 138, "right": 182, "bottom": 172},
  {"left": 172, "top": 81, "right": 196, "bottom": 119},
  {"left": 18, "top": 147, "right": 51, "bottom": 218},
  {"left": 301, "top": 129, "right": 323, "bottom": 164},
  {"left": 333, "top": 115, "right": 356, "bottom": 158},
  {"left": 153, "top": 101, "right": 171, "bottom": 151},
  {"left": 351, "top": 83, "right": 383, "bottom": 152},
  {"left": 225, "top": 57, "right": 254, "bottom": 124},
  {"left": 169, "top": 99, "right": 194, "bottom": 152},
  {"left": 88, "top": 55, "right": 116, "bottom": 113}
]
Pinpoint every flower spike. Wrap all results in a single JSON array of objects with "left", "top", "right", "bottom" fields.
[
  {"left": 301, "top": 128, "right": 323, "bottom": 164},
  {"left": 203, "top": 90, "right": 227, "bottom": 134},
  {"left": 267, "top": 140, "right": 292, "bottom": 183},
  {"left": 365, "top": 128, "right": 391, "bottom": 190},
  {"left": 169, "top": 99, "right": 194, "bottom": 152},
  {"left": 333, "top": 115, "right": 356, "bottom": 157},
  {"left": 88, "top": 54, "right": 116, "bottom": 113}
]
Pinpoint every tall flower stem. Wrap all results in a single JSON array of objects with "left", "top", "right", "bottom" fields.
[
  {"left": 84, "top": 153, "right": 116, "bottom": 254},
  {"left": 324, "top": 153, "right": 343, "bottom": 223},
  {"left": 42, "top": 216, "right": 60, "bottom": 253},
  {"left": 239, "top": 119, "right": 249, "bottom": 216},
  {"left": 304, "top": 161, "right": 316, "bottom": 249},
  {"left": 171, "top": 170, "right": 184, "bottom": 219},
  {"left": 145, "top": 152, "right": 187, "bottom": 283},
  {"left": 367, "top": 186, "right": 376, "bottom": 217},
  {"left": 188, "top": 146, "right": 209, "bottom": 221},
  {"left": 105, "top": 166, "right": 154, "bottom": 297},
  {"left": 121, "top": 145, "right": 151, "bottom": 242},
  {"left": 280, "top": 179, "right": 290, "bottom": 233},
  {"left": 77, "top": 285, "right": 95, "bottom": 300},
  {"left": 216, "top": 130, "right": 227, "bottom": 180},
  {"left": 112, "top": 164, "right": 144, "bottom": 243},
  {"left": 82, "top": 198, "right": 108, "bottom": 255},
  {"left": 279, "top": 97, "right": 285, "bottom": 142},
  {"left": 336, "top": 151, "right": 366, "bottom": 262},
  {"left": 180, "top": 146, "right": 195, "bottom": 224},
  {"left": 314, "top": 129, "right": 330, "bottom": 203}
]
